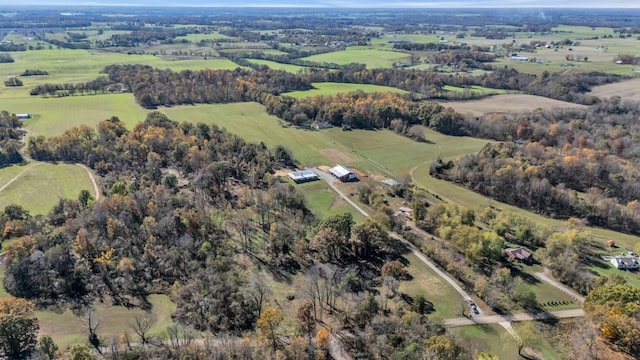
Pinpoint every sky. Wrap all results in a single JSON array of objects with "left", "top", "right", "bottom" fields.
[{"left": 9, "top": 0, "right": 640, "bottom": 8}]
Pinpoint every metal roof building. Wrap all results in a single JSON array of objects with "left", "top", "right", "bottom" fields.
[
  {"left": 329, "top": 165, "right": 356, "bottom": 182},
  {"left": 288, "top": 169, "right": 319, "bottom": 183}
]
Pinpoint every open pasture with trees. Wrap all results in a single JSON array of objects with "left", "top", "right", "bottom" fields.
[
  {"left": 2, "top": 6, "right": 640, "bottom": 360},
  {"left": 0, "top": 162, "right": 94, "bottom": 214}
]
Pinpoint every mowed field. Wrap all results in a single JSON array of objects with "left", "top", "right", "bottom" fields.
[
  {"left": 0, "top": 49, "right": 243, "bottom": 89},
  {"left": 589, "top": 77, "right": 640, "bottom": 101},
  {"left": 0, "top": 94, "right": 149, "bottom": 138},
  {"left": 300, "top": 47, "right": 411, "bottom": 68},
  {"left": 286, "top": 82, "right": 408, "bottom": 98},
  {"left": 0, "top": 162, "right": 94, "bottom": 214},
  {"left": 438, "top": 94, "right": 587, "bottom": 116},
  {"left": 161, "top": 102, "right": 491, "bottom": 175}
]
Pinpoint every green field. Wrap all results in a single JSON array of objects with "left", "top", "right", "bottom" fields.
[
  {"left": 442, "top": 85, "right": 508, "bottom": 96},
  {"left": 0, "top": 162, "right": 94, "bottom": 214},
  {"left": 286, "top": 82, "right": 408, "bottom": 98},
  {"left": 0, "top": 94, "right": 148, "bottom": 139},
  {"left": 300, "top": 47, "right": 412, "bottom": 69},
  {"left": 247, "top": 58, "right": 311, "bottom": 73},
  {"left": 0, "top": 266, "right": 7, "bottom": 299},
  {"left": 161, "top": 103, "right": 491, "bottom": 175},
  {"left": 37, "top": 294, "right": 177, "bottom": 348},
  {"left": 175, "top": 32, "right": 234, "bottom": 42},
  {"left": 0, "top": 49, "right": 242, "bottom": 89},
  {"left": 296, "top": 180, "right": 366, "bottom": 222}
]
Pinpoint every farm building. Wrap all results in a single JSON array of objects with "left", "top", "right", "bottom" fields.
[
  {"left": 288, "top": 169, "right": 319, "bottom": 183},
  {"left": 505, "top": 247, "right": 532, "bottom": 262},
  {"left": 609, "top": 256, "right": 639, "bottom": 270},
  {"left": 510, "top": 56, "right": 529, "bottom": 61},
  {"left": 329, "top": 165, "right": 356, "bottom": 182},
  {"left": 15, "top": 113, "right": 31, "bottom": 119}
]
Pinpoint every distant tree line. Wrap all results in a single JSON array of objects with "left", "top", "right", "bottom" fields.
[{"left": 0, "top": 54, "right": 15, "bottom": 63}]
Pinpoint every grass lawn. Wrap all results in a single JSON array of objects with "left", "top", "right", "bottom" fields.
[
  {"left": 300, "top": 47, "right": 411, "bottom": 69},
  {"left": 175, "top": 32, "right": 234, "bottom": 42},
  {"left": 286, "top": 82, "right": 408, "bottom": 98},
  {"left": 2, "top": 94, "right": 149, "bottom": 139},
  {"left": 296, "top": 180, "right": 366, "bottom": 222},
  {"left": 0, "top": 162, "right": 94, "bottom": 214},
  {"left": 451, "top": 322, "right": 561, "bottom": 360},
  {"left": 36, "top": 294, "right": 177, "bottom": 349},
  {"left": 398, "top": 252, "right": 463, "bottom": 320}
]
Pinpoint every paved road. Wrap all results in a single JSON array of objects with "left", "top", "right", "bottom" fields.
[{"left": 444, "top": 308, "right": 585, "bottom": 327}]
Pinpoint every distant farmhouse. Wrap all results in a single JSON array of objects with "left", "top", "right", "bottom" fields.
[
  {"left": 288, "top": 169, "right": 319, "bottom": 184},
  {"left": 609, "top": 254, "right": 639, "bottom": 270},
  {"left": 510, "top": 56, "right": 529, "bottom": 61},
  {"left": 15, "top": 113, "right": 32, "bottom": 119},
  {"left": 329, "top": 165, "right": 356, "bottom": 182}
]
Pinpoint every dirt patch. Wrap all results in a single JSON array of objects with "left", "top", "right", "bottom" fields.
[
  {"left": 272, "top": 169, "right": 291, "bottom": 177},
  {"left": 590, "top": 78, "right": 640, "bottom": 101},
  {"left": 438, "top": 94, "right": 587, "bottom": 116},
  {"left": 320, "top": 149, "right": 354, "bottom": 164}
]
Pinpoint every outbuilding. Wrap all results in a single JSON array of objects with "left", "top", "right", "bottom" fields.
[
  {"left": 15, "top": 113, "right": 31, "bottom": 119},
  {"left": 329, "top": 165, "right": 356, "bottom": 182},
  {"left": 288, "top": 169, "right": 319, "bottom": 183}
]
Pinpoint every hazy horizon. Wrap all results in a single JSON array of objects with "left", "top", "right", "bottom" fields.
[{"left": 7, "top": 0, "right": 640, "bottom": 8}]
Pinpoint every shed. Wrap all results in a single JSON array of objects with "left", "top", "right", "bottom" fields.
[
  {"left": 329, "top": 165, "right": 356, "bottom": 182},
  {"left": 16, "top": 113, "right": 31, "bottom": 119},
  {"left": 510, "top": 56, "right": 529, "bottom": 61},
  {"left": 607, "top": 240, "right": 616, "bottom": 247},
  {"left": 288, "top": 169, "right": 319, "bottom": 183}
]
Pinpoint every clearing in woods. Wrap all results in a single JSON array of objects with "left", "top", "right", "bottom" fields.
[
  {"left": 438, "top": 94, "right": 587, "bottom": 116},
  {"left": 589, "top": 77, "right": 640, "bottom": 101}
]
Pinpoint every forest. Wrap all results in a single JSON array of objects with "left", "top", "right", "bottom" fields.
[{"left": 432, "top": 97, "right": 640, "bottom": 235}]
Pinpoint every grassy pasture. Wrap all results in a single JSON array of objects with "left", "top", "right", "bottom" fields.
[
  {"left": 438, "top": 94, "right": 587, "bottom": 116},
  {"left": 247, "top": 58, "right": 310, "bottom": 73},
  {"left": 0, "top": 162, "right": 94, "bottom": 214},
  {"left": 161, "top": 103, "right": 491, "bottom": 175},
  {"left": 36, "top": 294, "right": 177, "bottom": 348},
  {"left": 296, "top": 180, "right": 366, "bottom": 222},
  {"left": 0, "top": 49, "right": 242, "bottom": 88},
  {"left": 286, "top": 82, "right": 408, "bottom": 98},
  {"left": 0, "top": 93, "right": 148, "bottom": 138},
  {"left": 175, "top": 32, "right": 234, "bottom": 42},
  {"left": 300, "top": 47, "right": 411, "bottom": 69},
  {"left": 442, "top": 85, "right": 508, "bottom": 96}
]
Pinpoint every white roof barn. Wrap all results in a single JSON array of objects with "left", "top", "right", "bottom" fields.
[{"left": 329, "top": 165, "right": 356, "bottom": 182}]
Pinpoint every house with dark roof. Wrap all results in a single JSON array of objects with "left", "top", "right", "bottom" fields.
[{"left": 505, "top": 247, "right": 532, "bottom": 262}]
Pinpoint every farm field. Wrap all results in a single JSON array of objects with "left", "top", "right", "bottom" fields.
[
  {"left": 589, "top": 77, "right": 640, "bottom": 101},
  {"left": 247, "top": 58, "right": 310, "bottom": 73},
  {"left": 286, "top": 82, "right": 408, "bottom": 98},
  {"left": 442, "top": 85, "right": 509, "bottom": 96},
  {"left": 0, "top": 49, "right": 242, "bottom": 88},
  {"left": 0, "top": 94, "right": 149, "bottom": 138},
  {"left": 295, "top": 179, "right": 366, "bottom": 222},
  {"left": 300, "top": 47, "right": 411, "bottom": 68},
  {"left": 438, "top": 94, "right": 587, "bottom": 116},
  {"left": 0, "top": 162, "right": 95, "bottom": 214},
  {"left": 161, "top": 103, "right": 491, "bottom": 175}
]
